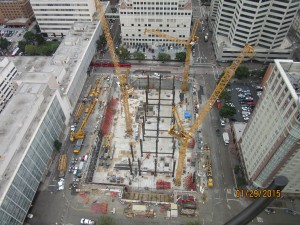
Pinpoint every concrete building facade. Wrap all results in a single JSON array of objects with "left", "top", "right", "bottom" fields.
[
  {"left": 239, "top": 59, "right": 300, "bottom": 194},
  {"left": 119, "top": 0, "right": 192, "bottom": 47},
  {"left": 0, "top": 20, "right": 102, "bottom": 224},
  {"left": 30, "top": 0, "right": 96, "bottom": 37},
  {"left": 211, "top": 0, "right": 300, "bottom": 62},
  {"left": 0, "top": 0, "right": 34, "bottom": 27},
  {"left": 0, "top": 57, "right": 17, "bottom": 113}
]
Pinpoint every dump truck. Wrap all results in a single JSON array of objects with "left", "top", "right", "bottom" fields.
[{"left": 58, "top": 154, "right": 67, "bottom": 178}]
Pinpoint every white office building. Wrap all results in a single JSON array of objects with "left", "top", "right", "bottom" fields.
[
  {"left": 211, "top": 0, "right": 300, "bottom": 62},
  {"left": 30, "top": 0, "right": 96, "bottom": 37},
  {"left": 0, "top": 58, "right": 17, "bottom": 113},
  {"left": 239, "top": 59, "right": 300, "bottom": 193},
  {"left": 0, "top": 20, "right": 102, "bottom": 224},
  {"left": 119, "top": 0, "right": 192, "bottom": 47}
]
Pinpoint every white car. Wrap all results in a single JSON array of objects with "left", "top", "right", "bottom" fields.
[
  {"left": 243, "top": 117, "right": 249, "bottom": 121},
  {"left": 70, "top": 125, "right": 76, "bottom": 132},
  {"left": 153, "top": 72, "right": 160, "bottom": 77},
  {"left": 81, "top": 218, "right": 95, "bottom": 225}
]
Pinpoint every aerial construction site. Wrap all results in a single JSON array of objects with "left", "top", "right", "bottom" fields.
[{"left": 59, "top": 1, "right": 256, "bottom": 219}]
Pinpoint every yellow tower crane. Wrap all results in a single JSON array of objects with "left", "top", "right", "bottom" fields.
[
  {"left": 95, "top": 0, "right": 133, "bottom": 135},
  {"left": 144, "top": 18, "right": 200, "bottom": 93},
  {"left": 70, "top": 98, "right": 98, "bottom": 142},
  {"left": 169, "top": 45, "right": 255, "bottom": 186}
]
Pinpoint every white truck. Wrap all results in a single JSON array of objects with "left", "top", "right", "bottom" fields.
[{"left": 223, "top": 132, "right": 229, "bottom": 145}]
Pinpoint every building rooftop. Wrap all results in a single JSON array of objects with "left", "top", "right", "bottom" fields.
[
  {"left": 274, "top": 59, "right": 300, "bottom": 99},
  {"left": 52, "top": 21, "right": 99, "bottom": 95},
  {"left": 0, "top": 79, "right": 55, "bottom": 198}
]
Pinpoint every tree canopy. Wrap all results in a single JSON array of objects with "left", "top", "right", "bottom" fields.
[
  {"left": 23, "top": 31, "right": 36, "bottom": 44},
  {"left": 219, "top": 104, "right": 236, "bottom": 118},
  {"left": 158, "top": 52, "right": 171, "bottom": 62},
  {"left": 115, "top": 46, "right": 130, "bottom": 61},
  {"left": 235, "top": 65, "right": 250, "bottom": 80},
  {"left": 132, "top": 51, "right": 145, "bottom": 60},
  {"left": 175, "top": 52, "right": 186, "bottom": 62},
  {"left": 0, "top": 37, "right": 11, "bottom": 50}
]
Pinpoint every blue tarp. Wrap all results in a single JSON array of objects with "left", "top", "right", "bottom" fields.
[{"left": 184, "top": 111, "right": 191, "bottom": 119}]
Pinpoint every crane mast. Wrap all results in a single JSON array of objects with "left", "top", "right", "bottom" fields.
[
  {"left": 144, "top": 18, "right": 200, "bottom": 93},
  {"left": 170, "top": 45, "right": 255, "bottom": 186},
  {"left": 95, "top": 0, "right": 133, "bottom": 135}
]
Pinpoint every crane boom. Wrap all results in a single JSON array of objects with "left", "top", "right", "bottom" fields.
[
  {"left": 95, "top": 0, "right": 133, "bottom": 135},
  {"left": 144, "top": 19, "right": 200, "bottom": 93},
  {"left": 70, "top": 99, "right": 97, "bottom": 142},
  {"left": 170, "top": 45, "right": 255, "bottom": 186}
]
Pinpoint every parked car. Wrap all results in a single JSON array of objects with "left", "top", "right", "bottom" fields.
[
  {"left": 284, "top": 209, "right": 297, "bottom": 216},
  {"left": 264, "top": 208, "right": 276, "bottom": 214},
  {"left": 81, "top": 218, "right": 95, "bottom": 225}
]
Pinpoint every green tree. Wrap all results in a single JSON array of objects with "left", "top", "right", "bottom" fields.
[
  {"left": 25, "top": 44, "right": 37, "bottom": 55},
  {"left": 175, "top": 52, "right": 186, "bottom": 62},
  {"left": 220, "top": 89, "right": 231, "bottom": 102},
  {"left": 234, "top": 165, "right": 240, "bottom": 175},
  {"left": 0, "top": 37, "right": 11, "bottom": 50},
  {"left": 23, "top": 31, "right": 36, "bottom": 44},
  {"left": 219, "top": 104, "right": 236, "bottom": 118},
  {"left": 35, "top": 33, "right": 45, "bottom": 45},
  {"left": 97, "top": 34, "right": 107, "bottom": 49},
  {"left": 54, "top": 140, "right": 62, "bottom": 151},
  {"left": 132, "top": 51, "right": 145, "bottom": 60},
  {"left": 237, "top": 176, "right": 247, "bottom": 186},
  {"left": 39, "top": 46, "right": 52, "bottom": 56},
  {"left": 18, "top": 40, "right": 27, "bottom": 52},
  {"left": 158, "top": 52, "right": 171, "bottom": 62},
  {"left": 34, "top": 24, "right": 41, "bottom": 33},
  {"left": 115, "top": 46, "right": 130, "bottom": 61},
  {"left": 235, "top": 66, "right": 250, "bottom": 80},
  {"left": 186, "top": 221, "right": 202, "bottom": 225},
  {"left": 97, "top": 216, "right": 115, "bottom": 225}
]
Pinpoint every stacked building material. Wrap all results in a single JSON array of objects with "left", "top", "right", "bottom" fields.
[{"left": 156, "top": 180, "right": 171, "bottom": 189}]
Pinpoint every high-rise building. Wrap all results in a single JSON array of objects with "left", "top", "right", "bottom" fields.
[
  {"left": 119, "top": 0, "right": 192, "bottom": 48},
  {"left": 30, "top": 0, "right": 96, "bottom": 37},
  {"left": 211, "top": 0, "right": 300, "bottom": 62},
  {"left": 0, "top": 57, "right": 17, "bottom": 113},
  {"left": 0, "top": 20, "right": 102, "bottom": 224},
  {"left": 0, "top": 0, "right": 34, "bottom": 27},
  {"left": 292, "top": 10, "right": 300, "bottom": 39},
  {"left": 239, "top": 59, "right": 300, "bottom": 193}
]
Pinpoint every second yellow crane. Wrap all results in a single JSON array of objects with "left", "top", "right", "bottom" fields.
[
  {"left": 169, "top": 45, "right": 255, "bottom": 186},
  {"left": 145, "top": 18, "right": 200, "bottom": 93}
]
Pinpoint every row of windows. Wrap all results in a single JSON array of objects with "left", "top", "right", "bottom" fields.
[
  {"left": 34, "top": 9, "right": 89, "bottom": 12},
  {"left": 122, "top": 23, "right": 187, "bottom": 28},
  {"left": 31, "top": 3, "right": 88, "bottom": 7},
  {"left": 121, "top": 11, "right": 191, "bottom": 15},
  {"left": 35, "top": 13, "right": 91, "bottom": 17},
  {"left": 133, "top": 2, "right": 177, "bottom": 5}
]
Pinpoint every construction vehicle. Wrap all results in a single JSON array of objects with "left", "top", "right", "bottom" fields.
[
  {"left": 70, "top": 98, "right": 98, "bottom": 142},
  {"left": 73, "top": 138, "right": 84, "bottom": 154},
  {"left": 144, "top": 18, "right": 200, "bottom": 93},
  {"left": 95, "top": 0, "right": 133, "bottom": 135},
  {"left": 168, "top": 45, "right": 255, "bottom": 186},
  {"left": 102, "top": 134, "right": 112, "bottom": 159},
  {"left": 58, "top": 154, "right": 67, "bottom": 178}
]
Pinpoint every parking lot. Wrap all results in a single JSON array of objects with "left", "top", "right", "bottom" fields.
[{"left": 228, "top": 82, "right": 263, "bottom": 123}]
